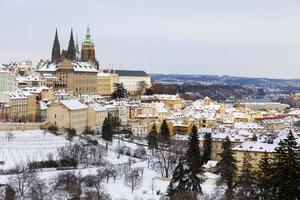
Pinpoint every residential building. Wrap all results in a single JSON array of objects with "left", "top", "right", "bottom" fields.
[
  {"left": 233, "top": 141, "right": 276, "bottom": 171},
  {"left": 47, "top": 99, "right": 88, "bottom": 134},
  {"left": 96, "top": 72, "right": 118, "bottom": 95},
  {"left": 87, "top": 103, "right": 108, "bottom": 132},
  {"left": 0, "top": 69, "right": 17, "bottom": 92}
]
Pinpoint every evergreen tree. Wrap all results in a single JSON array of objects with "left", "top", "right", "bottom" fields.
[
  {"left": 182, "top": 125, "right": 205, "bottom": 198},
  {"left": 202, "top": 132, "right": 212, "bottom": 164},
  {"left": 102, "top": 117, "right": 113, "bottom": 150},
  {"left": 147, "top": 124, "right": 158, "bottom": 150},
  {"left": 216, "top": 136, "right": 237, "bottom": 200},
  {"left": 186, "top": 125, "right": 203, "bottom": 169},
  {"left": 112, "top": 83, "right": 128, "bottom": 99},
  {"left": 271, "top": 130, "right": 300, "bottom": 200},
  {"left": 167, "top": 125, "right": 205, "bottom": 200},
  {"left": 160, "top": 119, "right": 170, "bottom": 142},
  {"left": 257, "top": 151, "right": 273, "bottom": 200},
  {"left": 167, "top": 160, "right": 185, "bottom": 198},
  {"left": 235, "top": 152, "right": 257, "bottom": 200}
]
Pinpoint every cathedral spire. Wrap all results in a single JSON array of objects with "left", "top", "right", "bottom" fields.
[
  {"left": 83, "top": 25, "right": 93, "bottom": 45},
  {"left": 75, "top": 34, "right": 80, "bottom": 61},
  {"left": 67, "top": 29, "right": 76, "bottom": 61},
  {"left": 51, "top": 28, "right": 61, "bottom": 63}
]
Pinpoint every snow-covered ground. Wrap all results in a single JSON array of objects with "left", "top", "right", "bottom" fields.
[
  {"left": 0, "top": 130, "right": 219, "bottom": 199},
  {"left": 0, "top": 130, "right": 68, "bottom": 170}
]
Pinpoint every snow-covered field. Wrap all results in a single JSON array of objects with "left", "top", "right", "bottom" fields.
[
  {"left": 0, "top": 130, "right": 218, "bottom": 199},
  {"left": 0, "top": 130, "right": 68, "bottom": 170}
]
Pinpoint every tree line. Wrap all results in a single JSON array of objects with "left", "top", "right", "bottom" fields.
[{"left": 163, "top": 128, "right": 300, "bottom": 200}]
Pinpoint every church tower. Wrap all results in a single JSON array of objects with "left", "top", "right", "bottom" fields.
[
  {"left": 75, "top": 35, "right": 80, "bottom": 61},
  {"left": 66, "top": 29, "right": 76, "bottom": 61},
  {"left": 81, "top": 25, "right": 98, "bottom": 68},
  {"left": 51, "top": 29, "right": 61, "bottom": 63}
]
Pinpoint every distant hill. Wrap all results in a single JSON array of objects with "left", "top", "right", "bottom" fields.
[{"left": 151, "top": 74, "right": 300, "bottom": 88}]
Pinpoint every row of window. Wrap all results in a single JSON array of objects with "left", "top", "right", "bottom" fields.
[
  {"left": 75, "top": 87, "right": 96, "bottom": 92},
  {"left": 75, "top": 79, "right": 96, "bottom": 83}
]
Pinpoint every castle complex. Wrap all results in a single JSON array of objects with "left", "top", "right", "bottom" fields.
[{"left": 51, "top": 26, "right": 98, "bottom": 68}]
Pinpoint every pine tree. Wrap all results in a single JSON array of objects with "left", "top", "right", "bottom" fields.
[
  {"left": 102, "top": 117, "right": 113, "bottom": 150},
  {"left": 257, "top": 151, "right": 273, "bottom": 200},
  {"left": 235, "top": 152, "right": 257, "bottom": 200},
  {"left": 160, "top": 119, "right": 170, "bottom": 142},
  {"left": 148, "top": 124, "right": 158, "bottom": 150},
  {"left": 186, "top": 125, "right": 203, "bottom": 169},
  {"left": 202, "top": 132, "right": 212, "bottom": 164},
  {"left": 182, "top": 125, "right": 205, "bottom": 197},
  {"left": 112, "top": 83, "right": 128, "bottom": 99},
  {"left": 271, "top": 130, "right": 300, "bottom": 200},
  {"left": 167, "top": 160, "right": 185, "bottom": 198},
  {"left": 216, "top": 136, "right": 237, "bottom": 200}
]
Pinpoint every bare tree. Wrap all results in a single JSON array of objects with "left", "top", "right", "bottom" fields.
[
  {"left": 136, "top": 81, "right": 148, "bottom": 96},
  {"left": 53, "top": 171, "right": 82, "bottom": 200},
  {"left": 154, "top": 141, "right": 182, "bottom": 178},
  {"left": 28, "top": 177, "right": 48, "bottom": 200},
  {"left": 6, "top": 131, "right": 14, "bottom": 142},
  {"left": 124, "top": 169, "right": 143, "bottom": 193},
  {"left": 82, "top": 171, "right": 110, "bottom": 200},
  {"left": 8, "top": 167, "right": 37, "bottom": 198},
  {"left": 199, "top": 186, "right": 225, "bottom": 200}
]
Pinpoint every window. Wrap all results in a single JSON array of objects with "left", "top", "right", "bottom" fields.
[{"left": 54, "top": 114, "right": 56, "bottom": 118}]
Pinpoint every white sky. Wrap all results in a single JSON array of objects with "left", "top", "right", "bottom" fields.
[{"left": 1, "top": 0, "right": 300, "bottom": 78}]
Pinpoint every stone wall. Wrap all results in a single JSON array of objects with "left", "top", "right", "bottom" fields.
[{"left": 0, "top": 122, "right": 47, "bottom": 131}]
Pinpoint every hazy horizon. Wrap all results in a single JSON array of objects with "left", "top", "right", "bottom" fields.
[{"left": 1, "top": 0, "right": 300, "bottom": 79}]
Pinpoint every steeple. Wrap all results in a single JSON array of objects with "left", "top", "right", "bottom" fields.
[
  {"left": 51, "top": 29, "right": 61, "bottom": 63},
  {"left": 67, "top": 29, "right": 76, "bottom": 61},
  {"left": 83, "top": 25, "right": 94, "bottom": 45},
  {"left": 81, "top": 25, "right": 98, "bottom": 69},
  {"left": 75, "top": 35, "right": 81, "bottom": 61}
]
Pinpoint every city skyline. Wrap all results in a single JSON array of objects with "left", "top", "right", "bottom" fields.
[{"left": 1, "top": 0, "right": 300, "bottom": 78}]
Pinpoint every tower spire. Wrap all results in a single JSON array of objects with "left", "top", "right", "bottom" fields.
[
  {"left": 51, "top": 28, "right": 61, "bottom": 63},
  {"left": 75, "top": 34, "right": 80, "bottom": 61},
  {"left": 83, "top": 25, "right": 93, "bottom": 45},
  {"left": 67, "top": 28, "right": 76, "bottom": 61}
]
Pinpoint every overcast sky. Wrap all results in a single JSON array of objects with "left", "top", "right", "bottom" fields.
[{"left": 1, "top": 0, "right": 300, "bottom": 78}]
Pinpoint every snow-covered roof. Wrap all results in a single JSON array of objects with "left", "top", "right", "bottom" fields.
[
  {"left": 88, "top": 103, "right": 107, "bottom": 112},
  {"left": 16, "top": 74, "right": 44, "bottom": 83},
  {"left": 40, "top": 101, "right": 48, "bottom": 110},
  {"left": 61, "top": 99, "right": 88, "bottom": 110},
  {"left": 204, "top": 160, "right": 218, "bottom": 169},
  {"left": 287, "top": 109, "right": 300, "bottom": 116},
  {"left": 6, "top": 90, "right": 30, "bottom": 99},
  {"left": 38, "top": 61, "right": 98, "bottom": 73},
  {"left": 20, "top": 86, "right": 50, "bottom": 94},
  {"left": 233, "top": 141, "right": 277, "bottom": 152},
  {"left": 141, "top": 94, "right": 181, "bottom": 101}
]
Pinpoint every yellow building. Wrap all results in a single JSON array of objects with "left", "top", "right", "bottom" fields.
[
  {"left": 26, "top": 93, "right": 37, "bottom": 122},
  {"left": 3, "top": 91, "right": 28, "bottom": 122},
  {"left": 199, "top": 117, "right": 217, "bottom": 128},
  {"left": 87, "top": 103, "right": 108, "bottom": 132},
  {"left": 47, "top": 99, "right": 88, "bottom": 134},
  {"left": 131, "top": 103, "right": 170, "bottom": 121},
  {"left": 96, "top": 72, "right": 118, "bottom": 95},
  {"left": 38, "top": 60, "right": 98, "bottom": 95},
  {"left": 199, "top": 135, "right": 243, "bottom": 161},
  {"left": 141, "top": 94, "right": 182, "bottom": 110},
  {"left": 232, "top": 141, "right": 276, "bottom": 171}
]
